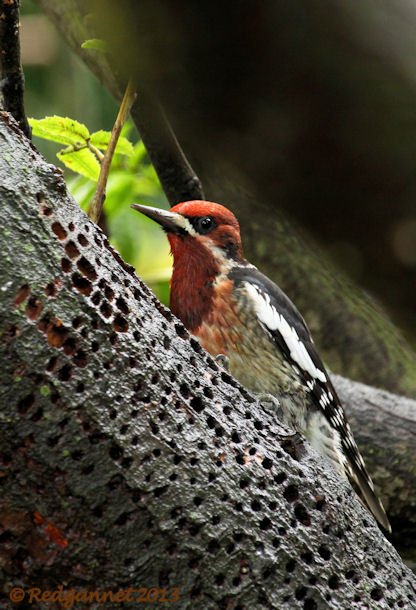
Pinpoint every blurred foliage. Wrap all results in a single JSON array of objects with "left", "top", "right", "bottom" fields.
[{"left": 22, "top": 0, "right": 171, "bottom": 303}]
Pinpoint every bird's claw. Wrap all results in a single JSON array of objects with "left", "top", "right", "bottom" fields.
[
  {"left": 256, "top": 392, "right": 299, "bottom": 439},
  {"left": 257, "top": 392, "right": 281, "bottom": 411},
  {"left": 215, "top": 353, "right": 229, "bottom": 371}
]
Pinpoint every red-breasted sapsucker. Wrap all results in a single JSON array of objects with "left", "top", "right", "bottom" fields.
[{"left": 132, "top": 200, "right": 391, "bottom": 532}]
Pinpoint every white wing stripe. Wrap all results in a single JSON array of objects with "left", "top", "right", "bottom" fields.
[{"left": 245, "top": 282, "right": 327, "bottom": 383}]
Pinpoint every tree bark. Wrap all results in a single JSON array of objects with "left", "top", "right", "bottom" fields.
[
  {"left": 0, "top": 113, "right": 415, "bottom": 608},
  {"left": 35, "top": 0, "right": 416, "bottom": 401},
  {"left": 0, "top": 0, "right": 31, "bottom": 139},
  {"left": 334, "top": 374, "right": 416, "bottom": 555}
]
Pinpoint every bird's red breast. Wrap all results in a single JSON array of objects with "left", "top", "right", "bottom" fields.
[
  {"left": 169, "top": 239, "right": 221, "bottom": 332},
  {"left": 190, "top": 277, "right": 241, "bottom": 356}
]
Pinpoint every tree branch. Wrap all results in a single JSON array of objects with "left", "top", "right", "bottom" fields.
[
  {"left": 0, "top": 0, "right": 30, "bottom": 139},
  {"left": 334, "top": 374, "right": 416, "bottom": 556},
  {"left": 130, "top": 92, "right": 205, "bottom": 204}
]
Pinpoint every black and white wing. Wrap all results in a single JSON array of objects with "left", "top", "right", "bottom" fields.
[{"left": 230, "top": 265, "right": 390, "bottom": 532}]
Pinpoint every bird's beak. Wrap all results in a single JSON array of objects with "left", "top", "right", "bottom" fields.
[{"left": 131, "top": 204, "right": 187, "bottom": 235}]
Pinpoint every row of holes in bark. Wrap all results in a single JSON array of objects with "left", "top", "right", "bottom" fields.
[
  {"left": 15, "top": 277, "right": 129, "bottom": 333},
  {"left": 50, "top": 217, "right": 137, "bottom": 332},
  {"left": 44, "top": 202, "right": 175, "bottom": 326},
  {"left": 12, "top": 275, "right": 138, "bottom": 389},
  {"left": 48, "top": 208, "right": 163, "bottom": 302}
]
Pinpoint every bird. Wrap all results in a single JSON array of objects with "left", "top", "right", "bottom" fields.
[{"left": 131, "top": 199, "right": 391, "bottom": 532}]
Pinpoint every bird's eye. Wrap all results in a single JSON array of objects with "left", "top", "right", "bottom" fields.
[{"left": 196, "top": 216, "right": 216, "bottom": 235}]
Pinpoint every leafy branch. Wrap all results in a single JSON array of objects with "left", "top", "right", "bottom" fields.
[{"left": 28, "top": 115, "right": 134, "bottom": 182}]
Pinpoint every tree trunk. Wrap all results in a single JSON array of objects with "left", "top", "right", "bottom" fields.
[{"left": 1, "top": 113, "right": 415, "bottom": 608}]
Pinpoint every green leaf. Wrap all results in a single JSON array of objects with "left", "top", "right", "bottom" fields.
[
  {"left": 29, "top": 116, "right": 90, "bottom": 147},
  {"left": 68, "top": 175, "right": 97, "bottom": 211},
  {"left": 57, "top": 148, "right": 100, "bottom": 182},
  {"left": 81, "top": 38, "right": 109, "bottom": 53},
  {"left": 128, "top": 140, "right": 148, "bottom": 170},
  {"left": 90, "top": 130, "right": 134, "bottom": 156}
]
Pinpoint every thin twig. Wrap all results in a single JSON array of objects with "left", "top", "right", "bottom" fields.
[
  {"left": 88, "top": 80, "right": 136, "bottom": 224},
  {"left": 0, "top": 0, "right": 31, "bottom": 139}
]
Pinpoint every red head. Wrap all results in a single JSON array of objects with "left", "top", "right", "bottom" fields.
[
  {"left": 132, "top": 200, "right": 244, "bottom": 330},
  {"left": 132, "top": 200, "right": 243, "bottom": 262}
]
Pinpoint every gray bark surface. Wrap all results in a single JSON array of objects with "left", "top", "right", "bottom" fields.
[{"left": 0, "top": 114, "right": 415, "bottom": 608}]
